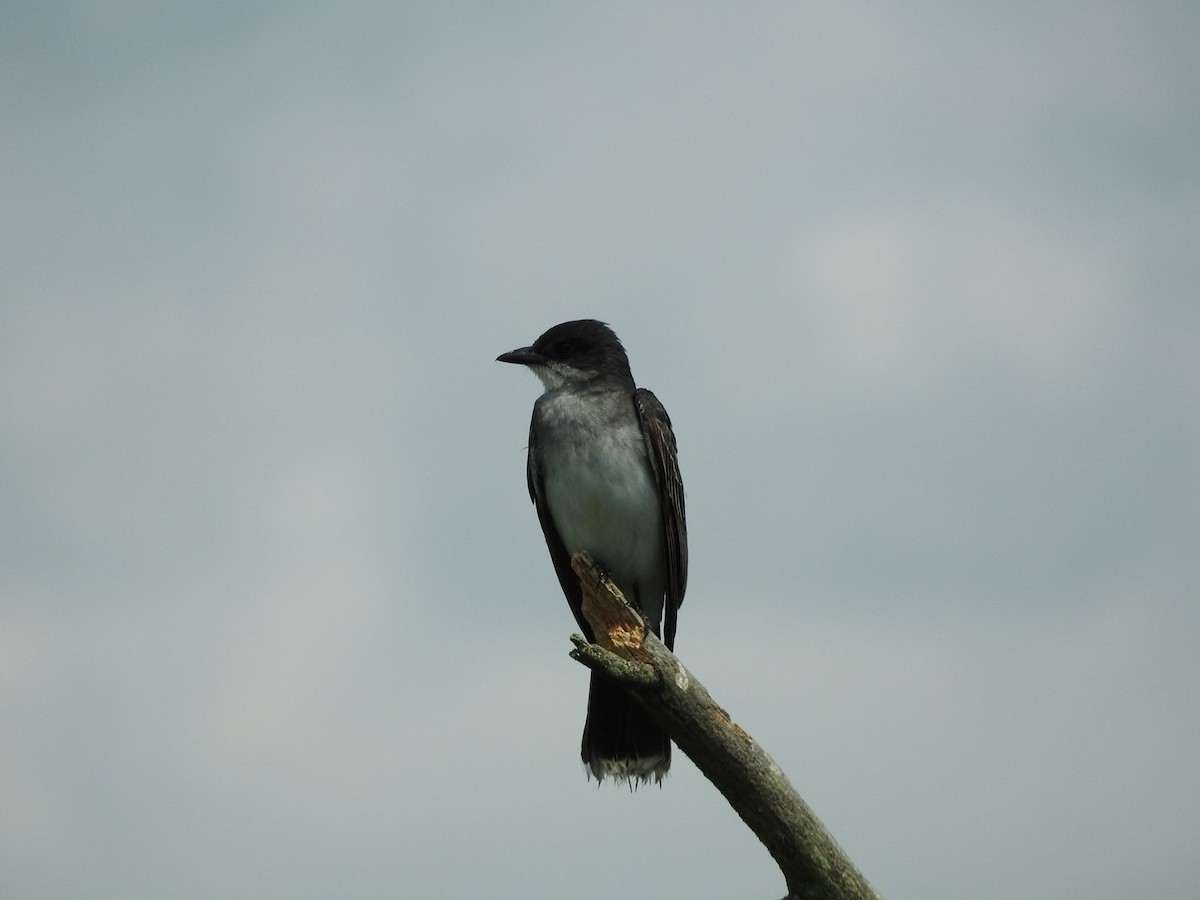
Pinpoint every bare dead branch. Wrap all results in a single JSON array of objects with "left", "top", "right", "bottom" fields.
[{"left": 568, "top": 551, "right": 881, "bottom": 900}]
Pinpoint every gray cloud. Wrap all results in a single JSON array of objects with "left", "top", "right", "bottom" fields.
[{"left": 2, "top": 3, "right": 1197, "bottom": 898}]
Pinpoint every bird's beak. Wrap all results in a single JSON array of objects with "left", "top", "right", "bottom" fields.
[{"left": 496, "top": 346, "right": 543, "bottom": 366}]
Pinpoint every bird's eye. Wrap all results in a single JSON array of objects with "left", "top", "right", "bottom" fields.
[{"left": 554, "top": 339, "right": 575, "bottom": 356}]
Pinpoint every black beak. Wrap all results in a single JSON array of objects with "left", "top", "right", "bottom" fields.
[{"left": 496, "top": 346, "right": 543, "bottom": 366}]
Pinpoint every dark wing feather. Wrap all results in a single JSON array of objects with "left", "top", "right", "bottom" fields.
[
  {"left": 526, "top": 410, "right": 591, "bottom": 639},
  {"left": 634, "top": 388, "right": 687, "bottom": 649}
]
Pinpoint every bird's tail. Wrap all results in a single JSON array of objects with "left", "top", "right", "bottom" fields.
[{"left": 581, "top": 673, "right": 671, "bottom": 785}]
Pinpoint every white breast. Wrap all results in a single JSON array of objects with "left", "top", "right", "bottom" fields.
[{"left": 537, "top": 391, "right": 665, "bottom": 607}]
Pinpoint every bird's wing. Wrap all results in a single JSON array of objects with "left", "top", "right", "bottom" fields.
[{"left": 634, "top": 387, "right": 687, "bottom": 649}]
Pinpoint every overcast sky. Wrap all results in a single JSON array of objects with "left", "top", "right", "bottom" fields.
[{"left": 2, "top": 3, "right": 1198, "bottom": 899}]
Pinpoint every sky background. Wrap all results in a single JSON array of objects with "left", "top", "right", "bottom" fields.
[{"left": 2, "top": 3, "right": 1198, "bottom": 898}]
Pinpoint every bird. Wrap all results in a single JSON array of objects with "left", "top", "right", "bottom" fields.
[{"left": 497, "top": 319, "right": 687, "bottom": 785}]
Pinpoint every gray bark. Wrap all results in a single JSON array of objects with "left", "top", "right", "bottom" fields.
[{"left": 568, "top": 552, "right": 882, "bottom": 900}]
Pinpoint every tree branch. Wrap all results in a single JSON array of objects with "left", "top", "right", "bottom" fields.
[{"left": 568, "top": 552, "right": 881, "bottom": 900}]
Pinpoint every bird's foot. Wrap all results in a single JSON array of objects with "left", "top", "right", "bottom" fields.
[{"left": 590, "top": 557, "right": 614, "bottom": 586}]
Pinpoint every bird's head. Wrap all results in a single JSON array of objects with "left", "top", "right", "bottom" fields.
[{"left": 497, "top": 319, "right": 633, "bottom": 391}]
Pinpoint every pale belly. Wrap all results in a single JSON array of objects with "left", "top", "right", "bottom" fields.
[{"left": 543, "top": 444, "right": 664, "bottom": 604}]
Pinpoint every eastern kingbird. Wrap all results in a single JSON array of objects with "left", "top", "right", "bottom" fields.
[{"left": 498, "top": 319, "right": 687, "bottom": 785}]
